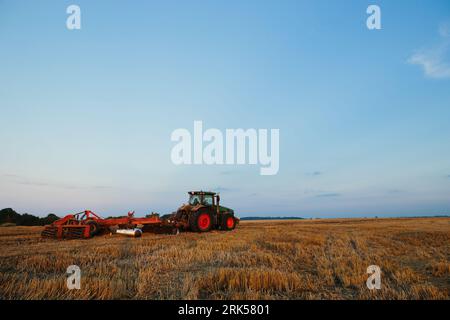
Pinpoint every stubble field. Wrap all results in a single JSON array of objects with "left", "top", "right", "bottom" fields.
[{"left": 0, "top": 217, "right": 449, "bottom": 299}]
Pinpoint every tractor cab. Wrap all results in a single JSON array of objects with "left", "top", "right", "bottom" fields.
[{"left": 188, "top": 191, "right": 219, "bottom": 207}]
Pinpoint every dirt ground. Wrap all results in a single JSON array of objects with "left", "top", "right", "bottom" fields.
[{"left": 0, "top": 217, "right": 449, "bottom": 299}]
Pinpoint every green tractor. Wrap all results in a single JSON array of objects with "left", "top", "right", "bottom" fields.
[{"left": 165, "top": 191, "right": 239, "bottom": 232}]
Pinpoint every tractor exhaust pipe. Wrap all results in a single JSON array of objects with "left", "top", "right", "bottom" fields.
[
  {"left": 116, "top": 228, "right": 142, "bottom": 237},
  {"left": 216, "top": 194, "right": 220, "bottom": 216}
]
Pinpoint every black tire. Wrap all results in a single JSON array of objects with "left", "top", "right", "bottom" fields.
[
  {"left": 86, "top": 220, "right": 99, "bottom": 237},
  {"left": 221, "top": 214, "right": 236, "bottom": 231},
  {"left": 189, "top": 210, "right": 213, "bottom": 232}
]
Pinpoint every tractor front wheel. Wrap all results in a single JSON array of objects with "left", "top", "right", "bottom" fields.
[
  {"left": 189, "top": 210, "right": 213, "bottom": 232},
  {"left": 221, "top": 214, "right": 236, "bottom": 231}
]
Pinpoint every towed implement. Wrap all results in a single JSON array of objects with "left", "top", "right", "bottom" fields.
[
  {"left": 41, "top": 210, "right": 168, "bottom": 239},
  {"left": 41, "top": 191, "right": 239, "bottom": 240}
]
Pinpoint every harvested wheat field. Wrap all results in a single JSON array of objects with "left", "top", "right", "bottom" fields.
[{"left": 0, "top": 218, "right": 449, "bottom": 300}]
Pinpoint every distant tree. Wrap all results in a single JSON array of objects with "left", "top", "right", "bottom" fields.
[
  {"left": 41, "top": 214, "right": 60, "bottom": 225},
  {"left": 0, "top": 208, "right": 60, "bottom": 226},
  {"left": 0, "top": 208, "right": 21, "bottom": 224},
  {"left": 18, "top": 213, "right": 41, "bottom": 226}
]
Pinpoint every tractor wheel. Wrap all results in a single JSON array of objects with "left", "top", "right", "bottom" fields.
[
  {"left": 189, "top": 210, "right": 213, "bottom": 232},
  {"left": 221, "top": 214, "right": 236, "bottom": 231},
  {"left": 86, "top": 220, "right": 100, "bottom": 237}
]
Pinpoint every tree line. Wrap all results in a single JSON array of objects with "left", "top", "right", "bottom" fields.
[{"left": 0, "top": 208, "right": 60, "bottom": 226}]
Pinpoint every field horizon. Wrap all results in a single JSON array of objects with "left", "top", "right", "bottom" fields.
[{"left": 0, "top": 217, "right": 449, "bottom": 300}]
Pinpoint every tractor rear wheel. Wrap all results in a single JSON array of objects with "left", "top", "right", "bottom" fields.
[
  {"left": 221, "top": 214, "right": 236, "bottom": 231},
  {"left": 189, "top": 210, "right": 213, "bottom": 232}
]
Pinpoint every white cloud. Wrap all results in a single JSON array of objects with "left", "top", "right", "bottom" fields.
[
  {"left": 439, "top": 22, "right": 450, "bottom": 38},
  {"left": 408, "top": 22, "right": 450, "bottom": 79}
]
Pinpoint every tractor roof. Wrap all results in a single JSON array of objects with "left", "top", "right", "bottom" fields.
[{"left": 188, "top": 191, "right": 217, "bottom": 196}]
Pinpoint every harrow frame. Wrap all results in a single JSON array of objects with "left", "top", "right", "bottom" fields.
[{"left": 41, "top": 210, "right": 165, "bottom": 239}]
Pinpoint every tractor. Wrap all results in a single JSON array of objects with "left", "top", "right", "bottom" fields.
[
  {"left": 41, "top": 191, "right": 238, "bottom": 239},
  {"left": 164, "top": 191, "right": 239, "bottom": 232}
]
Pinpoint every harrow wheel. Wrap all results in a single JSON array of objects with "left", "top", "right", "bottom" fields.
[{"left": 86, "top": 220, "right": 100, "bottom": 237}]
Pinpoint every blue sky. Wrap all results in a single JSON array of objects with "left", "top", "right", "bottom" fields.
[{"left": 1, "top": 0, "right": 449, "bottom": 218}]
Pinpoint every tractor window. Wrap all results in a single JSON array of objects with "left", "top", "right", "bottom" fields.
[
  {"left": 189, "top": 195, "right": 201, "bottom": 205},
  {"left": 203, "top": 195, "right": 213, "bottom": 206}
]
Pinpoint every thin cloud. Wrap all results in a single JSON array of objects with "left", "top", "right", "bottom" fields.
[
  {"left": 303, "top": 188, "right": 327, "bottom": 195},
  {"left": 386, "top": 189, "right": 403, "bottom": 194},
  {"left": 304, "top": 171, "right": 322, "bottom": 177},
  {"left": 92, "top": 185, "right": 113, "bottom": 189},
  {"left": 314, "top": 193, "right": 341, "bottom": 198},
  {"left": 408, "top": 22, "right": 450, "bottom": 79},
  {"left": 213, "top": 187, "right": 236, "bottom": 192},
  {"left": 219, "top": 170, "right": 236, "bottom": 175},
  {"left": 2, "top": 173, "right": 112, "bottom": 190},
  {"left": 2, "top": 173, "right": 20, "bottom": 178},
  {"left": 439, "top": 22, "right": 450, "bottom": 38}
]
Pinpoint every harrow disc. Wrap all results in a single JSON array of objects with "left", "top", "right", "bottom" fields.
[
  {"left": 62, "top": 226, "right": 89, "bottom": 239},
  {"left": 41, "top": 226, "right": 58, "bottom": 238},
  {"left": 41, "top": 225, "right": 90, "bottom": 239}
]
